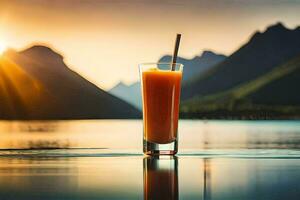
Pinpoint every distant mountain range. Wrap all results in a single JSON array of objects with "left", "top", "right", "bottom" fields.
[
  {"left": 109, "top": 51, "right": 226, "bottom": 110},
  {"left": 182, "top": 22, "right": 300, "bottom": 100},
  {"left": 159, "top": 51, "right": 226, "bottom": 82},
  {"left": 109, "top": 81, "right": 142, "bottom": 109},
  {"left": 181, "top": 22, "right": 300, "bottom": 118},
  {"left": 110, "top": 22, "right": 300, "bottom": 118},
  {"left": 1, "top": 22, "right": 299, "bottom": 119},
  {"left": 0, "top": 46, "right": 141, "bottom": 119}
]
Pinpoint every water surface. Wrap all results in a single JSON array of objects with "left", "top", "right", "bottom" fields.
[
  {"left": 1, "top": 120, "right": 300, "bottom": 153},
  {"left": 0, "top": 120, "right": 299, "bottom": 200}
]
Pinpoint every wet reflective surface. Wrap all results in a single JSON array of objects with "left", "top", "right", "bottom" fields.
[
  {"left": 0, "top": 120, "right": 299, "bottom": 199},
  {"left": 0, "top": 156, "right": 299, "bottom": 200}
]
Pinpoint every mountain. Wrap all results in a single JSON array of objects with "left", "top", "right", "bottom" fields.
[
  {"left": 109, "top": 50, "right": 226, "bottom": 110},
  {"left": 182, "top": 22, "right": 300, "bottom": 101},
  {"left": 0, "top": 45, "right": 141, "bottom": 119},
  {"left": 109, "top": 81, "right": 142, "bottom": 109},
  {"left": 159, "top": 50, "right": 226, "bottom": 83},
  {"left": 181, "top": 55, "right": 300, "bottom": 118},
  {"left": 247, "top": 58, "right": 300, "bottom": 106}
]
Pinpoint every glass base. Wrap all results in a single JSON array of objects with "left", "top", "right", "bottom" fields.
[{"left": 143, "top": 139, "right": 178, "bottom": 155}]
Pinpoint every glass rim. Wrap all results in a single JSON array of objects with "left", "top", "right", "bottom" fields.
[{"left": 139, "top": 62, "right": 184, "bottom": 68}]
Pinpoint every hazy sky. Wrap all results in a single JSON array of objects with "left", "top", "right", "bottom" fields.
[{"left": 0, "top": 0, "right": 300, "bottom": 89}]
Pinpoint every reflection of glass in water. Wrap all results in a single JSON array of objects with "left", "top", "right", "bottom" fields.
[
  {"left": 143, "top": 156, "right": 178, "bottom": 200},
  {"left": 203, "top": 158, "right": 211, "bottom": 200}
]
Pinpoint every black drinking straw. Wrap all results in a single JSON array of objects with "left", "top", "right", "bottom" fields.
[{"left": 171, "top": 34, "right": 181, "bottom": 71}]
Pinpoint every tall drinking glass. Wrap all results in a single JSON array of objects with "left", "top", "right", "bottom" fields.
[{"left": 139, "top": 63, "right": 183, "bottom": 155}]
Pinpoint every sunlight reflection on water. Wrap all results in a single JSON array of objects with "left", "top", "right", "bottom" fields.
[{"left": 0, "top": 120, "right": 300, "bottom": 152}]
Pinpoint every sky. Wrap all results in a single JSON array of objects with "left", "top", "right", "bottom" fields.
[{"left": 0, "top": 0, "right": 300, "bottom": 89}]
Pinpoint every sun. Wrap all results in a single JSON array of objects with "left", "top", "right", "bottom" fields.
[{"left": 0, "top": 40, "right": 7, "bottom": 55}]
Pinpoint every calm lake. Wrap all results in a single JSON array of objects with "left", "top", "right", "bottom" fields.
[{"left": 0, "top": 120, "right": 300, "bottom": 200}]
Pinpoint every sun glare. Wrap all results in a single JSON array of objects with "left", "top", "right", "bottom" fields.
[{"left": 0, "top": 40, "right": 7, "bottom": 55}]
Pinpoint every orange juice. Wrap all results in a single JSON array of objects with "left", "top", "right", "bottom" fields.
[{"left": 141, "top": 69, "right": 182, "bottom": 144}]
